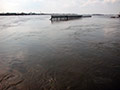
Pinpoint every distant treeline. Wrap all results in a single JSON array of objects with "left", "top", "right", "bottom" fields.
[
  {"left": 0, "top": 13, "right": 89, "bottom": 16},
  {"left": 0, "top": 12, "right": 51, "bottom": 16}
]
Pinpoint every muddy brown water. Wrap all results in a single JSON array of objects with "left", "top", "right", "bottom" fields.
[{"left": 0, "top": 15, "right": 120, "bottom": 90}]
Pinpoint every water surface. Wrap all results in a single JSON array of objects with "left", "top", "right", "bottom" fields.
[{"left": 0, "top": 15, "right": 120, "bottom": 90}]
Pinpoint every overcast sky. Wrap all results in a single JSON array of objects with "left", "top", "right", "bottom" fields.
[{"left": 0, "top": 0, "right": 120, "bottom": 14}]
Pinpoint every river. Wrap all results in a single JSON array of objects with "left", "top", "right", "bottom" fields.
[{"left": 0, "top": 15, "right": 120, "bottom": 90}]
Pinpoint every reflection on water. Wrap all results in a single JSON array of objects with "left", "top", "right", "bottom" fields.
[{"left": 0, "top": 16, "right": 120, "bottom": 90}]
